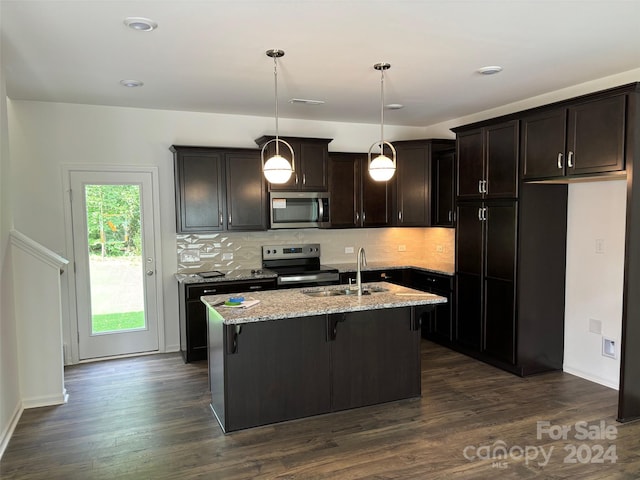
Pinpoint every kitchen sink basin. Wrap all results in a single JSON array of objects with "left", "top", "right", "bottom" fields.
[{"left": 302, "top": 286, "right": 388, "bottom": 297}]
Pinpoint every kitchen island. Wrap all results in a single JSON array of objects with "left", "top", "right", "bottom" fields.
[{"left": 202, "top": 282, "right": 446, "bottom": 432}]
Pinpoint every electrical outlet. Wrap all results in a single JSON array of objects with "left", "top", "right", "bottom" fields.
[
  {"left": 345, "top": 246, "right": 354, "bottom": 254},
  {"left": 603, "top": 337, "right": 617, "bottom": 359},
  {"left": 398, "top": 245, "right": 406, "bottom": 252},
  {"left": 436, "top": 244, "right": 444, "bottom": 253},
  {"left": 595, "top": 239, "right": 605, "bottom": 254}
]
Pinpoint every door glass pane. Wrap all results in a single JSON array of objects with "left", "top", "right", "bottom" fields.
[{"left": 85, "top": 184, "right": 145, "bottom": 334}]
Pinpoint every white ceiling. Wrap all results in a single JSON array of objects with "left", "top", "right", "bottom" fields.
[{"left": 2, "top": 0, "right": 640, "bottom": 127}]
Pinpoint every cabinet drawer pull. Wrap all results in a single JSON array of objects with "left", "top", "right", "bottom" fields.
[
  {"left": 557, "top": 152, "right": 563, "bottom": 169},
  {"left": 567, "top": 151, "right": 574, "bottom": 168},
  {"left": 203, "top": 289, "right": 218, "bottom": 294},
  {"left": 249, "top": 285, "right": 263, "bottom": 290}
]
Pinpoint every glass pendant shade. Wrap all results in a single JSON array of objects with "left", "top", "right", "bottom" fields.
[
  {"left": 263, "top": 152, "right": 293, "bottom": 184},
  {"left": 369, "top": 153, "right": 396, "bottom": 181}
]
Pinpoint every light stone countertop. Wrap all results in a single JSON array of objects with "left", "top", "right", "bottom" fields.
[
  {"left": 175, "top": 268, "right": 278, "bottom": 285},
  {"left": 326, "top": 260, "right": 454, "bottom": 277},
  {"left": 202, "top": 281, "right": 447, "bottom": 325},
  {"left": 176, "top": 260, "right": 454, "bottom": 285}
]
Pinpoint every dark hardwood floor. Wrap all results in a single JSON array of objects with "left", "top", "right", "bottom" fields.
[{"left": 2, "top": 341, "right": 639, "bottom": 479}]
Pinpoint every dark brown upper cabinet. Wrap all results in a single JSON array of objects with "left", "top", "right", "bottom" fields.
[
  {"left": 171, "top": 146, "right": 267, "bottom": 233},
  {"left": 521, "top": 94, "right": 626, "bottom": 181},
  {"left": 392, "top": 139, "right": 456, "bottom": 227},
  {"left": 255, "top": 136, "right": 332, "bottom": 192},
  {"left": 431, "top": 147, "right": 456, "bottom": 227},
  {"left": 328, "top": 152, "right": 391, "bottom": 228},
  {"left": 455, "top": 120, "right": 519, "bottom": 200}
]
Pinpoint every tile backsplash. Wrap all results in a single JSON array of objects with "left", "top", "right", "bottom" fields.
[{"left": 177, "top": 227, "right": 454, "bottom": 273}]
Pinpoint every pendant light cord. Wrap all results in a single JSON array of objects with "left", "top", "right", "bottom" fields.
[
  {"left": 380, "top": 67, "right": 385, "bottom": 152},
  {"left": 273, "top": 54, "right": 280, "bottom": 156}
]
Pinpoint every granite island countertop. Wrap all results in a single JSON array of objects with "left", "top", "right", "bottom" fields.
[{"left": 201, "top": 281, "right": 447, "bottom": 325}]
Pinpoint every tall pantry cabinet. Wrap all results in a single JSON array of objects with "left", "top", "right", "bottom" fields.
[{"left": 453, "top": 119, "right": 568, "bottom": 375}]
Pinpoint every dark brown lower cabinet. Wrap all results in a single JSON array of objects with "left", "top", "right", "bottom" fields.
[
  {"left": 330, "top": 309, "right": 420, "bottom": 411},
  {"left": 208, "top": 306, "right": 422, "bottom": 433},
  {"left": 178, "top": 278, "right": 276, "bottom": 362}
]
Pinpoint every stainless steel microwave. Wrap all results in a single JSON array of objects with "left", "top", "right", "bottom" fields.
[{"left": 269, "top": 192, "right": 330, "bottom": 229}]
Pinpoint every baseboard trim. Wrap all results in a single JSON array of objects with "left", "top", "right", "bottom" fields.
[
  {"left": 563, "top": 365, "right": 619, "bottom": 390},
  {"left": 0, "top": 401, "right": 23, "bottom": 460},
  {"left": 22, "top": 393, "right": 67, "bottom": 409}
]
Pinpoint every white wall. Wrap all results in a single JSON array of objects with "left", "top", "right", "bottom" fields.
[
  {"left": 0, "top": 2, "right": 22, "bottom": 458},
  {"left": 564, "top": 181, "right": 626, "bottom": 389},
  {"left": 7, "top": 101, "right": 427, "bottom": 361}
]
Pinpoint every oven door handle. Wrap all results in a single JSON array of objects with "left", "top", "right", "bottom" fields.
[{"left": 278, "top": 273, "right": 339, "bottom": 284}]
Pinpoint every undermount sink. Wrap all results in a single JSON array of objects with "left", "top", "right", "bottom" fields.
[{"left": 302, "top": 286, "right": 388, "bottom": 297}]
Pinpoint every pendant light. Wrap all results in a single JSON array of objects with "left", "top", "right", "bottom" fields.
[
  {"left": 368, "top": 62, "right": 396, "bottom": 182},
  {"left": 261, "top": 49, "right": 295, "bottom": 184}
]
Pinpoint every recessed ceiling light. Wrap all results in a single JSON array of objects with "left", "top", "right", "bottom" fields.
[
  {"left": 123, "top": 17, "right": 158, "bottom": 32},
  {"left": 386, "top": 103, "right": 404, "bottom": 110},
  {"left": 289, "top": 98, "right": 325, "bottom": 105},
  {"left": 477, "top": 65, "right": 503, "bottom": 75},
  {"left": 120, "top": 79, "right": 144, "bottom": 88}
]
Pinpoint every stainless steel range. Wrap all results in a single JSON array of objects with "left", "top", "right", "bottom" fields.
[{"left": 262, "top": 243, "right": 340, "bottom": 288}]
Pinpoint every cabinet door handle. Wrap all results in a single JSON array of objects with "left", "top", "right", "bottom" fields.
[
  {"left": 483, "top": 207, "right": 488, "bottom": 221},
  {"left": 478, "top": 180, "right": 483, "bottom": 193},
  {"left": 448, "top": 210, "right": 452, "bottom": 222},
  {"left": 568, "top": 151, "right": 574, "bottom": 168},
  {"left": 557, "top": 153, "right": 563, "bottom": 169},
  {"left": 398, "top": 211, "right": 403, "bottom": 222},
  {"left": 355, "top": 211, "right": 360, "bottom": 224},
  {"left": 478, "top": 207, "right": 483, "bottom": 221},
  {"left": 228, "top": 213, "right": 232, "bottom": 225},
  {"left": 295, "top": 174, "right": 299, "bottom": 185},
  {"left": 483, "top": 180, "right": 488, "bottom": 194},
  {"left": 362, "top": 211, "right": 366, "bottom": 222},
  {"left": 303, "top": 173, "right": 306, "bottom": 185},
  {"left": 219, "top": 212, "right": 223, "bottom": 225}
]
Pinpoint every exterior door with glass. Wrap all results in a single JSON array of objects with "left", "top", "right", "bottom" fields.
[{"left": 70, "top": 170, "right": 160, "bottom": 360}]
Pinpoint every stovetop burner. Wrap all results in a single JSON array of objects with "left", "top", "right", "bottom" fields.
[{"left": 262, "top": 243, "right": 339, "bottom": 288}]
